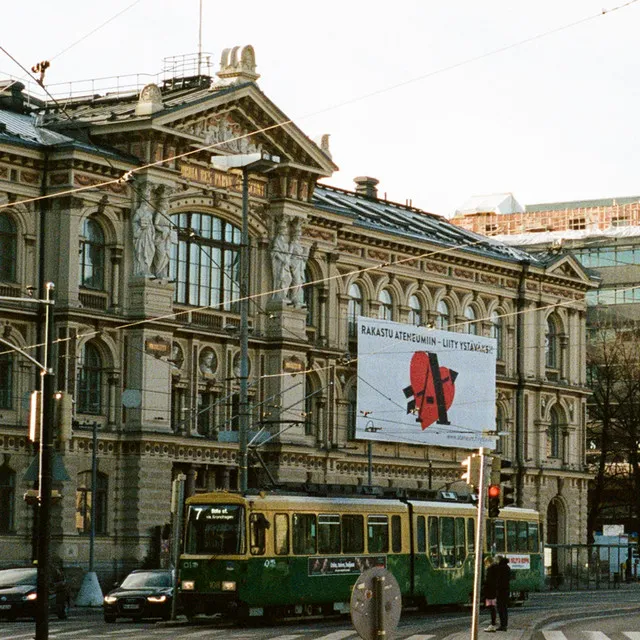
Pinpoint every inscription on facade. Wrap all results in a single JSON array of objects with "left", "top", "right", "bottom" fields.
[{"left": 180, "top": 162, "right": 266, "bottom": 198}]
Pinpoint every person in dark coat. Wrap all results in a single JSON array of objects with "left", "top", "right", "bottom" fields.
[
  {"left": 483, "top": 556, "right": 499, "bottom": 631},
  {"left": 495, "top": 555, "right": 512, "bottom": 631}
]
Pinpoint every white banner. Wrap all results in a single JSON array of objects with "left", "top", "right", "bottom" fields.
[{"left": 355, "top": 317, "right": 496, "bottom": 450}]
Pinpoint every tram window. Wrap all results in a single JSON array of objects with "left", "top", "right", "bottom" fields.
[
  {"left": 528, "top": 521, "right": 540, "bottom": 552},
  {"left": 429, "top": 516, "right": 440, "bottom": 568},
  {"left": 516, "top": 521, "right": 528, "bottom": 551},
  {"left": 367, "top": 515, "right": 389, "bottom": 553},
  {"left": 249, "top": 513, "right": 267, "bottom": 556},
  {"left": 318, "top": 514, "right": 341, "bottom": 554},
  {"left": 493, "top": 520, "right": 505, "bottom": 553},
  {"left": 274, "top": 513, "right": 289, "bottom": 555},
  {"left": 506, "top": 520, "right": 517, "bottom": 552},
  {"left": 455, "top": 517, "right": 466, "bottom": 566},
  {"left": 440, "top": 517, "right": 455, "bottom": 568},
  {"left": 417, "top": 516, "right": 426, "bottom": 553},
  {"left": 293, "top": 513, "right": 317, "bottom": 555},
  {"left": 467, "top": 518, "right": 475, "bottom": 554},
  {"left": 391, "top": 515, "right": 401, "bottom": 553},
  {"left": 342, "top": 514, "right": 364, "bottom": 553}
]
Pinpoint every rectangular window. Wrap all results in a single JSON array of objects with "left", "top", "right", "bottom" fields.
[
  {"left": 467, "top": 517, "right": 475, "bottom": 554},
  {"left": 391, "top": 515, "right": 402, "bottom": 553},
  {"left": 367, "top": 515, "right": 389, "bottom": 553},
  {"left": 493, "top": 520, "right": 505, "bottom": 553},
  {"left": 274, "top": 513, "right": 289, "bottom": 555},
  {"left": 318, "top": 514, "right": 341, "bottom": 554},
  {"left": 416, "top": 516, "right": 426, "bottom": 553},
  {"left": 249, "top": 513, "right": 266, "bottom": 556},
  {"left": 506, "top": 520, "right": 517, "bottom": 552},
  {"left": 455, "top": 517, "right": 466, "bottom": 566},
  {"left": 342, "top": 514, "right": 364, "bottom": 553},
  {"left": 293, "top": 513, "right": 316, "bottom": 555},
  {"left": 516, "top": 521, "right": 528, "bottom": 552},
  {"left": 528, "top": 522, "right": 540, "bottom": 553},
  {"left": 0, "top": 354, "right": 12, "bottom": 410},
  {"left": 440, "top": 517, "right": 455, "bottom": 568},
  {"left": 429, "top": 516, "right": 440, "bottom": 568}
]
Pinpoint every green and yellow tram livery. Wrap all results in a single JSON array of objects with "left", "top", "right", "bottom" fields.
[{"left": 178, "top": 491, "right": 543, "bottom": 620}]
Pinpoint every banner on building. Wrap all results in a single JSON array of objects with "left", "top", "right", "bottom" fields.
[{"left": 355, "top": 317, "right": 496, "bottom": 450}]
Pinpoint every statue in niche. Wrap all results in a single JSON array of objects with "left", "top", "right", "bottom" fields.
[
  {"left": 152, "top": 185, "right": 176, "bottom": 280},
  {"left": 199, "top": 348, "right": 217, "bottom": 378},
  {"left": 170, "top": 342, "right": 184, "bottom": 375},
  {"left": 289, "top": 219, "right": 309, "bottom": 308},
  {"left": 270, "top": 217, "right": 292, "bottom": 301},
  {"left": 132, "top": 182, "right": 156, "bottom": 277}
]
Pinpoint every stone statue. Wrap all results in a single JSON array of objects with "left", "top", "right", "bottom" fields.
[
  {"left": 270, "top": 217, "right": 292, "bottom": 301},
  {"left": 199, "top": 348, "right": 217, "bottom": 377},
  {"left": 152, "top": 186, "right": 176, "bottom": 280},
  {"left": 289, "top": 220, "right": 309, "bottom": 308},
  {"left": 132, "top": 183, "right": 156, "bottom": 277}
]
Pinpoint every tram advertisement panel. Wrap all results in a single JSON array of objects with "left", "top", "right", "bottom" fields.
[
  {"left": 308, "top": 555, "right": 387, "bottom": 576},
  {"left": 355, "top": 316, "right": 496, "bottom": 450}
]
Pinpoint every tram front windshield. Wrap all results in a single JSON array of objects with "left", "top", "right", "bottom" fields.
[{"left": 185, "top": 504, "right": 245, "bottom": 555}]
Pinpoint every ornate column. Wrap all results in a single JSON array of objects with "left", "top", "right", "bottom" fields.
[
  {"left": 110, "top": 247, "right": 123, "bottom": 311},
  {"left": 318, "top": 286, "right": 328, "bottom": 346},
  {"left": 107, "top": 371, "right": 119, "bottom": 430}
]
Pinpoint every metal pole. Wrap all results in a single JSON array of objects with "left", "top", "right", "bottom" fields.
[
  {"left": 374, "top": 575, "right": 386, "bottom": 638},
  {"left": 470, "top": 447, "right": 487, "bottom": 640},
  {"left": 239, "top": 167, "right": 250, "bottom": 493},
  {"left": 89, "top": 421, "right": 98, "bottom": 572},
  {"left": 368, "top": 441, "right": 372, "bottom": 489},
  {"left": 170, "top": 474, "right": 186, "bottom": 621},
  {"left": 197, "top": 0, "right": 203, "bottom": 76},
  {"left": 35, "top": 282, "right": 55, "bottom": 640}
]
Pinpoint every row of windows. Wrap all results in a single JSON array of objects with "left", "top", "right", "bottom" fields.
[
  {"left": 0, "top": 468, "right": 107, "bottom": 535},
  {"left": 575, "top": 246, "right": 640, "bottom": 269},
  {"left": 585, "top": 287, "right": 640, "bottom": 306}
]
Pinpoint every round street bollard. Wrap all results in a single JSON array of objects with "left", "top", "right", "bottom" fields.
[{"left": 350, "top": 566, "right": 402, "bottom": 640}]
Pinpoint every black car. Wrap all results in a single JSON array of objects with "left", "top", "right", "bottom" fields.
[
  {"left": 103, "top": 569, "right": 174, "bottom": 622},
  {"left": 0, "top": 567, "right": 70, "bottom": 621}
]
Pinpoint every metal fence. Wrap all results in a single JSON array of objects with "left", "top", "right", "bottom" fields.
[{"left": 544, "top": 544, "right": 637, "bottom": 590}]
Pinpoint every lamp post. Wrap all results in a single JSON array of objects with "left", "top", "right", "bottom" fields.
[
  {"left": 0, "top": 283, "right": 55, "bottom": 640},
  {"left": 210, "top": 152, "right": 280, "bottom": 493},
  {"left": 364, "top": 420, "right": 381, "bottom": 490}
]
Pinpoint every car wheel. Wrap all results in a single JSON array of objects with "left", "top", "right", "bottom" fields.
[
  {"left": 56, "top": 601, "right": 69, "bottom": 620},
  {"left": 104, "top": 614, "right": 117, "bottom": 623}
]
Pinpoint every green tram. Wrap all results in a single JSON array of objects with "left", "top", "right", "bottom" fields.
[{"left": 178, "top": 491, "right": 543, "bottom": 620}]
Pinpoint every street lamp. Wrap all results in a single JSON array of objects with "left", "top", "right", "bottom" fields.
[
  {"left": 364, "top": 420, "right": 381, "bottom": 489},
  {"left": 0, "top": 283, "right": 55, "bottom": 640},
  {"left": 210, "top": 152, "right": 280, "bottom": 493}
]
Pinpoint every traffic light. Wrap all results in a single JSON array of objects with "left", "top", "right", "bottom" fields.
[
  {"left": 499, "top": 459, "right": 515, "bottom": 508},
  {"left": 461, "top": 454, "right": 482, "bottom": 488},
  {"left": 487, "top": 484, "right": 501, "bottom": 518}
]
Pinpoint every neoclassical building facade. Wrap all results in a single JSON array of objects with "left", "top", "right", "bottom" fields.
[{"left": 0, "top": 46, "right": 595, "bottom": 581}]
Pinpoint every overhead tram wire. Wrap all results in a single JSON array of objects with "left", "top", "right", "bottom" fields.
[{"left": 2, "top": 0, "right": 638, "bottom": 214}]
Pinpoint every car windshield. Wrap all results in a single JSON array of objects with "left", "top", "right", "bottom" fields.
[
  {"left": 0, "top": 569, "right": 37, "bottom": 587},
  {"left": 120, "top": 572, "right": 172, "bottom": 589}
]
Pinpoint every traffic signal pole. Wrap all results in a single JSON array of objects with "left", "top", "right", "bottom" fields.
[{"left": 470, "top": 447, "right": 487, "bottom": 640}]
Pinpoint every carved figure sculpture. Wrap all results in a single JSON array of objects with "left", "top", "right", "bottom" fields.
[
  {"left": 289, "top": 220, "right": 309, "bottom": 308},
  {"left": 152, "top": 187, "right": 176, "bottom": 280},
  {"left": 132, "top": 183, "right": 156, "bottom": 277},
  {"left": 199, "top": 348, "right": 217, "bottom": 377},
  {"left": 270, "top": 217, "right": 292, "bottom": 301}
]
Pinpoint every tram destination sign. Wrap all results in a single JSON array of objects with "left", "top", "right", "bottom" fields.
[{"left": 355, "top": 316, "right": 496, "bottom": 450}]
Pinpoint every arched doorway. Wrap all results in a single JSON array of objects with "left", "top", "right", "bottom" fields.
[{"left": 547, "top": 499, "right": 563, "bottom": 588}]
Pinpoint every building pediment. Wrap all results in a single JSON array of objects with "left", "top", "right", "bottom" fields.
[{"left": 544, "top": 253, "right": 597, "bottom": 286}]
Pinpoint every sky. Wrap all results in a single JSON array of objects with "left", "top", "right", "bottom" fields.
[{"left": 3, "top": 0, "right": 640, "bottom": 217}]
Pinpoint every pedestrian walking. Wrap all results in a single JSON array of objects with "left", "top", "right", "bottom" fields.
[
  {"left": 495, "top": 555, "right": 512, "bottom": 631},
  {"left": 483, "top": 556, "right": 498, "bottom": 632}
]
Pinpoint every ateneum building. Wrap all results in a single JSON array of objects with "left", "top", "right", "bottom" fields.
[{"left": 0, "top": 47, "right": 595, "bottom": 580}]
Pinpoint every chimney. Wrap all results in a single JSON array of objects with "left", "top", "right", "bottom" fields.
[{"left": 354, "top": 176, "right": 379, "bottom": 200}]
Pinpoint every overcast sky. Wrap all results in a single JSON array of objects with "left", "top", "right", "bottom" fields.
[{"left": 4, "top": 1, "right": 640, "bottom": 216}]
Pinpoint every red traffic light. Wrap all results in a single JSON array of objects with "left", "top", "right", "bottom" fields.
[{"left": 488, "top": 484, "right": 501, "bottom": 499}]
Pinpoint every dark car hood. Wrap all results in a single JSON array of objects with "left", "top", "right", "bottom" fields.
[
  {"left": 107, "top": 588, "right": 172, "bottom": 598},
  {"left": 0, "top": 585, "right": 35, "bottom": 597}
]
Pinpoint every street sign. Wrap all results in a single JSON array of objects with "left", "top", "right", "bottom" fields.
[{"left": 350, "top": 566, "right": 401, "bottom": 640}]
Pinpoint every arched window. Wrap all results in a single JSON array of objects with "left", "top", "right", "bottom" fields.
[
  {"left": 0, "top": 465, "right": 15, "bottom": 533},
  {"left": 0, "top": 351, "right": 12, "bottom": 409},
  {"left": 436, "top": 300, "right": 450, "bottom": 331},
  {"left": 348, "top": 283, "right": 363, "bottom": 337},
  {"left": 547, "top": 408, "right": 561, "bottom": 458},
  {"left": 490, "top": 310, "right": 504, "bottom": 359},
  {"left": 171, "top": 212, "right": 241, "bottom": 312},
  {"left": 347, "top": 384, "right": 357, "bottom": 440},
  {"left": 304, "top": 373, "right": 319, "bottom": 437},
  {"left": 378, "top": 289, "right": 393, "bottom": 321},
  {"left": 76, "top": 471, "right": 107, "bottom": 534},
  {"left": 79, "top": 217, "right": 105, "bottom": 290},
  {"left": 0, "top": 214, "right": 17, "bottom": 282},
  {"left": 77, "top": 343, "right": 102, "bottom": 414},
  {"left": 546, "top": 315, "right": 559, "bottom": 369},
  {"left": 464, "top": 305, "right": 477, "bottom": 335},
  {"left": 304, "top": 266, "right": 315, "bottom": 327},
  {"left": 408, "top": 295, "right": 422, "bottom": 326}
]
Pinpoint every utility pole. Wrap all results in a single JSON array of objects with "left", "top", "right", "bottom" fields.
[{"left": 239, "top": 167, "right": 250, "bottom": 493}]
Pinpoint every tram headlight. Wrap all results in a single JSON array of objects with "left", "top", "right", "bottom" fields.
[
  {"left": 181, "top": 580, "right": 195, "bottom": 591},
  {"left": 221, "top": 581, "right": 236, "bottom": 592}
]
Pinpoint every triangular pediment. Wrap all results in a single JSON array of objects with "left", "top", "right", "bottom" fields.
[
  {"left": 544, "top": 253, "right": 597, "bottom": 285},
  {"left": 152, "top": 83, "right": 337, "bottom": 178}
]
